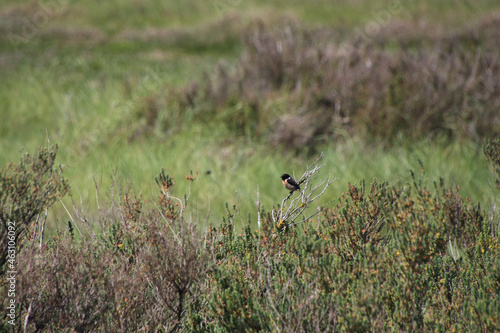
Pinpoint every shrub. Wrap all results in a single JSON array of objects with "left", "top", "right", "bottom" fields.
[
  {"left": 0, "top": 144, "right": 69, "bottom": 274},
  {"left": 16, "top": 169, "right": 208, "bottom": 332},
  {"left": 193, "top": 167, "right": 498, "bottom": 332},
  {"left": 9, "top": 148, "right": 500, "bottom": 332},
  {"left": 131, "top": 18, "right": 500, "bottom": 150},
  {"left": 18, "top": 239, "right": 114, "bottom": 332}
]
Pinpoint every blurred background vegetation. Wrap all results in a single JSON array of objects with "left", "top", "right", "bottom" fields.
[{"left": 1, "top": 0, "right": 499, "bottom": 226}]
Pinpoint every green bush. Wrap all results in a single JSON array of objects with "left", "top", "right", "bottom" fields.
[
  {"left": 191, "top": 169, "right": 499, "bottom": 332},
  {"left": 0, "top": 144, "right": 69, "bottom": 274}
]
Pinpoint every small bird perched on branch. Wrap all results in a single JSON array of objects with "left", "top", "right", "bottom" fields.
[{"left": 281, "top": 173, "right": 301, "bottom": 193}]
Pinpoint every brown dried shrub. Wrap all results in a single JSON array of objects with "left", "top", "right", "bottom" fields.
[
  {"left": 18, "top": 239, "right": 114, "bottom": 332},
  {"left": 15, "top": 171, "right": 208, "bottom": 332},
  {"left": 134, "top": 17, "right": 500, "bottom": 150}
]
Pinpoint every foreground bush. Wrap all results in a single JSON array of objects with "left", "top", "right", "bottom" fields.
[
  {"left": 0, "top": 144, "right": 69, "bottom": 274},
  {"left": 13, "top": 171, "right": 208, "bottom": 332},
  {"left": 193, "top": 172, "right": 499, "bottom": 332},
  {"left": 3, "top": 149, "right": 499, "bottom": 332}
]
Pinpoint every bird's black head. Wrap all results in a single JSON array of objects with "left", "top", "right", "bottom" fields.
[{"left": 281, "top": 174, "right": 291, "bottom": 180}]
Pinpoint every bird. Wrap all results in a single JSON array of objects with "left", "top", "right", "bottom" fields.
[{"left": 281, "top": 174, "right": 301, "bottom": 192}]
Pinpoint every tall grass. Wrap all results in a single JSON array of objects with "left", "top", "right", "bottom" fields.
[
  {"left": 49, "top": 137, "right": 494, "bottom": 232},
  {"left": 3, "top": 64, "right": 495, "bottom": 222}
]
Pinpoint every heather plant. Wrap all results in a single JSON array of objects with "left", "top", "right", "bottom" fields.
[
  {"left": 0, "top": 144, "right": 69, "bottom": 274},
  {"left": 190, "top": 165, "right": 499, "bottom": 332},
  {"left": 15, "top": 168, "right": 208, "bottom": 332},
  {"left": 140, "top": 169, "right": 209, "bottom": 332},
  {"left": 132, "top": 19, "right": 500, "bottom": 150},
  {"left": 18, "top": 238, "right": 114, "bottom": 332},
  {"left": 6, "top": 147, "right": 500, "bottom": 332}
]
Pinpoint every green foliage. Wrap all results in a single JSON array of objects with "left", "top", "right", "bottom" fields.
[
  {"left": 0, "top": 144, "right": 69, "bottom": 273},
  {"left": 1, "top": 2, "right": 498, "bottom": 221},
  {"left": 189, "top": 170, "right": 499, "bottom": 332}
]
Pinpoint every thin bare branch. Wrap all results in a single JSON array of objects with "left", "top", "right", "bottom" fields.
[{"left": 273, "top": 153, "right": 334, "bottom": 230}]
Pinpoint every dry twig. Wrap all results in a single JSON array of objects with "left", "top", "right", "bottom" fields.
[{"left": 272, "top": 152, "right": 334, "bottom": 229}]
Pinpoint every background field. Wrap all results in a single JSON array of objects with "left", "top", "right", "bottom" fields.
[{"left": 1, "top": 0, "right": 500, "bottom": 226}]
